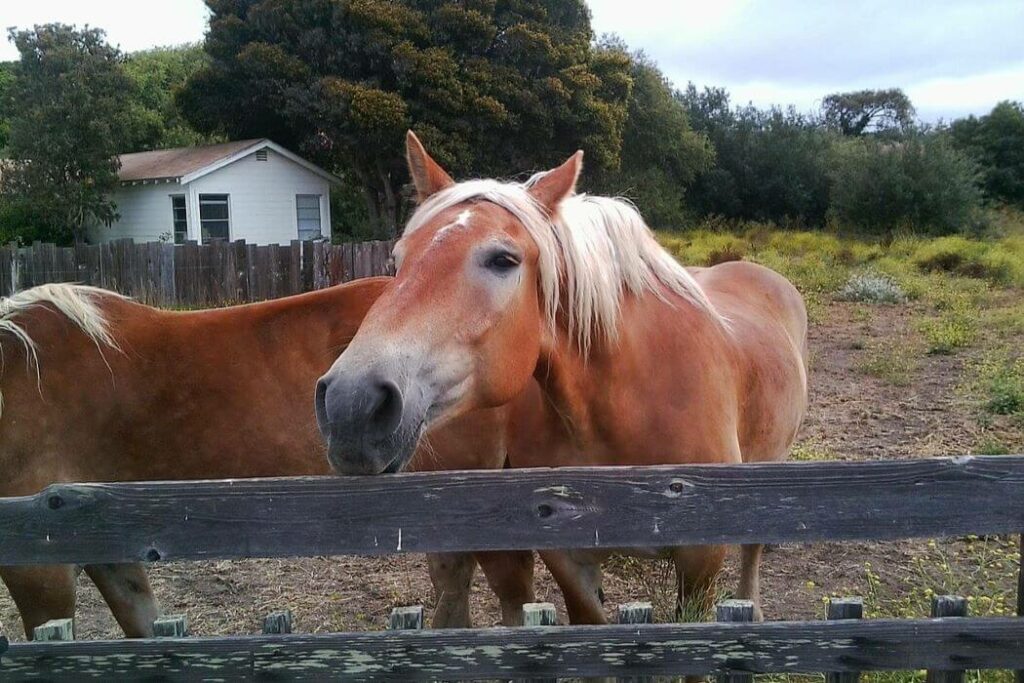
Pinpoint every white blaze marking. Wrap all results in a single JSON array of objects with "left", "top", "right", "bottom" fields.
[{"left": 431, "top": 209, "right": 473, "bottom": 243}]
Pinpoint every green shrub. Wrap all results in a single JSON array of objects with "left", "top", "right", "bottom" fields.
[
  {"left": 912, "top": 236, "right": 1024, "bottom": 286},
  {"left": 981, "top": 355, "right": 1024, "bottom": 415},
  {"left": 919, "top": 311, "right": 977, "bottom": 354},
  {"left": 828, "top": 132, "right": 983, "bottom": 236}
]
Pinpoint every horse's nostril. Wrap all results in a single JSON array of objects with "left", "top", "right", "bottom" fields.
[
  {"left": 314, "top": 377, "right": 331, "bottom": 436},
  {"left": 369, "top": 380, "right": 403, "bottom": 436}
]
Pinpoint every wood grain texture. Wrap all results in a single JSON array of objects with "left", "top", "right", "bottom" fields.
[
  {"left": 2, "top": 618, "right": 1023, "bottom": 680},
  {"left": 1, "top": 456, "right": 1022, "bottom": 566}
]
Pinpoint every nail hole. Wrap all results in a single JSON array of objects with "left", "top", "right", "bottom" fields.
[
  {"left": 537, "top": 504, "right": 554, "bottom": 519},
  {"left": 47, "top": 495, "right": 64, "bottom": 510},
  {"left": 669, "top": 481, "right": 684, "bottom": 493}
]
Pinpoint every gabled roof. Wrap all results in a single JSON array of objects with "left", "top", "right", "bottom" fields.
[{"left": 117, "top": 139, "right": 341, "bottom": 185}]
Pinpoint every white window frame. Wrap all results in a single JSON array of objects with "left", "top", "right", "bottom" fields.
[
  {"left": 169, "top": 194, "right": 188, "bottom": 244},
  {"left": 295, "top": 193, "right": 323, "bottom": 241},
  {"left": 198, "top": 193, "right": 231, "bottom": 243}
]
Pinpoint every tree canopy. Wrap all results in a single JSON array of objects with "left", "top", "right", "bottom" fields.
[
  {"left": 179, "top": 0, "right": 633, "bottom": 236},
  {"left": 123, "top": 44, "right": 219, "bottom": 151},
  {"left": 590, "top": 47, "right": 711, "bottom": 228},
  {"left": 950, "top": 101, "right": 1024, "bottom": 207},
  {"left": 821, "top": 88, "right": 915, "bottom": 137},
  {"left": 1, "top": 24, "right": 134, "bottom": 244}
]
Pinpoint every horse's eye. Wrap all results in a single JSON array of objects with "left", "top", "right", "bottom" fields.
[{"left": 484, "top": 251, "right": 521, "bottom": 273}]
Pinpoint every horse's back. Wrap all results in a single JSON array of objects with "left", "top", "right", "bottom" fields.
[{"left": 692, "top": 261, "right": 809, "bottom": 463}]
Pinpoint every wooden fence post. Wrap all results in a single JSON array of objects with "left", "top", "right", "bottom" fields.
[
  {"left": 617, "top": 602, "right": 653, "bottom": 683},
  {"left": 716, "top": 599, "right": 755, "bottom": 683},
  {"left": 520, "top": 603, "right": 557, "bottom": 683},
  {"left": 926, "top": 595, "right": 967, "bottom": 683},
  {"left": 263, "top": 610, "right": 293, "bottom": 634},
  {"left": 827, "top": 597, "right": 863, "bottom": 683},
  {"left": 1018, "top": 532, "right": 1023, "bottom": 683},
  {"left": 388, "top": 605, "right": 424, "bottom": 631},
  {"left": 153, "top": 614, "right": 189, "bottom": 638},
  {"left": 33, "top": 618, "right": 73, "bottom": 642}
]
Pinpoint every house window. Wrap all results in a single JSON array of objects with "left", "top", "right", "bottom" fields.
[
  {"left": 171, "top": 195, "right": 187, "bottom": 244},
  {"left": 199, "top": 194, "right": 230, "bottom": 243},
  {"left": 296, "top": 194, "right": 322, "bottom": 240}
]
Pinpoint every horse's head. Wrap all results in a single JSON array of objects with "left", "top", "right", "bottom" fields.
[{"left": 315, "top": 131, "right": 580, "bottom": 475}]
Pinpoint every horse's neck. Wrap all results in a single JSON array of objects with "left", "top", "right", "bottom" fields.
[{"left": 532, "top": 293, "right": 727, "bottom": 451}]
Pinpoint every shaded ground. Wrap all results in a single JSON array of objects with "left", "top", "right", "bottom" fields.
[{"left": 1, "top": 298, "right": 1021, "bottom": 642}]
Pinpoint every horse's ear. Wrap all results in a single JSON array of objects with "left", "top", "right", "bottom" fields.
[
  {"left": 406, "top": 130, "right": 454, "bottom": 203},
  {"left": 529, "top": 151, "right": 583, "bottom": 214}
]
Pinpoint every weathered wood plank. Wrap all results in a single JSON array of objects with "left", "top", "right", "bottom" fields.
[
  {"left": 1, "top": 457, "right": 1022, "bottom": 566},
  {"left": 826, "top": 597, "right": 864, "bottom": 683},
  {"left": 2, "top": 618, "right": 1024, "bottom": 680}
]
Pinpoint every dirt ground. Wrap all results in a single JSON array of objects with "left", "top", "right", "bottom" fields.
[{"left": 1, "top": 299, "right": 1020, "bottom": 642}]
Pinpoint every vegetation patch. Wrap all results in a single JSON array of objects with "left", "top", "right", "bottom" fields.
[
  {"left": 976, "top": 353, "right": 1024, "bottom": 416},
  {"left": 858, "top": 342, "right": 921, "bottom": 386},
  {"left": 918, "top": 307, "right": 977, "bottom": 355},
  {"left": 837, "top": 272, "right": 906, "bottom": 304}
]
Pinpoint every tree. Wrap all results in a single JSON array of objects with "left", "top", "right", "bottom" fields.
[
  {"left": 950, "top": 101, "right": 1024, "bottom": 207},
  {"left": 590, "top": 46, "right": 712, "bottom": 228},
  {"left": 123, "top": 44, "right": 219, "bottom": 151},
  {"left": 681, "top": 85, "right": 832, "bottom": 226},
  {"left": 828, "top": 132, "right": 981, "bottom": 235},
  {"left": 179, "top": 0, "right": 632, "bottom": 236},
  {"left": 0, "top": 61, "right": 14, "bottom": 152},
  {"left": 1, "top": 25, "right": 134, "bottom": 244},
  {"left": 821, "top": 88, "right": 915, "bottom": 137}
]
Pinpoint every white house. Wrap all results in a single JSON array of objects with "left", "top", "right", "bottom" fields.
[{"left": 92, "top": 139, "right": 338, "bottom": 245}]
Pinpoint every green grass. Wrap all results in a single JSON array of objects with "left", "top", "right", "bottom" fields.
[{"left": 977, "top": 353, "right": 1024, "bottom": 416}]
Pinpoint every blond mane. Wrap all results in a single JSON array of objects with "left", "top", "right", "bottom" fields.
[
  {"left": 0, "top": 283, "right": 123, "bottom": 415},
  {"left": 404, "top": 178, "right": 726, "bottom": 354}
]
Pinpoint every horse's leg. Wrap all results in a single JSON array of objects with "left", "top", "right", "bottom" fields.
[
  {"left": 475, "top": 550, "right": 535, "bottom": 626},
  {"left": 671, "top": 545, "right": 727, "bottom": 621},
  {"left": 1, "top": 564, "right": 78, "bottom": 639},
  {"left": 735, "top": 543, "right": 765, "bottom": 621},
  {"left": 539, "top": 550, "right": 606, "bottom": 624},
  {"left": 84, "top": 563, "right": 159, "bottom": 637},
  {"left": 427, "top": 552, "right": 477, "bottom": 628}
]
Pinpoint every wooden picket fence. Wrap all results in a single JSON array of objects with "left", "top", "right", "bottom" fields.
[
  {"left": 0, "top": 238, "right": 397, "bottom": 307},
  {"left": 0, "top": 456, "right": 1023, "bottom": 680}
]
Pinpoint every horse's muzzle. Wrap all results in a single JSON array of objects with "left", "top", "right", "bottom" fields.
[{"left": 315, "top": 371, "right": 412, "bottom": 475}]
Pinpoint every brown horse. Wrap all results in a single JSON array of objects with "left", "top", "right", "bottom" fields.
[
  {"left": 0, "top": 278, "right": 533, "bottom": 639},
  {"left": 316, "top": 132, "right": 809, "bottom": 622}
]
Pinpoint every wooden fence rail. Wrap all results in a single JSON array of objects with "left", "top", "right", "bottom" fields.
[
  {"left": 2, "top": 617, "right": 1023, "bottom": 680},
  {"left": 0, "top": 238, "right": 397, "bottom": 307},
  {"left": 1, "top": 456, "right": 1021, "bottom": 566},
  {"left": 0, "top": 456, "right": 1022, "bottom": 681}
]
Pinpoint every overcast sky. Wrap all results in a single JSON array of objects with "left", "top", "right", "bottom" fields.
[{"left": 2, "top": 0, "right": 1021, "bottom": 122}]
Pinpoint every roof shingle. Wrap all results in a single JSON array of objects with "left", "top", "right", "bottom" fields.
[{"left": 117, "top": 139, "right": 265, "bottom": 182}]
